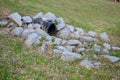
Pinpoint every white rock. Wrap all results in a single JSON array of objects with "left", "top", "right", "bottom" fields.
[
  {"left": 80, "top": 36, "right": 97, "bottom": 42},
  {"left": 22, "top": 29, "right": 35, "bottom": 39},
  {"left": 65, "top": 46, "right": 75, "bottom": 52},
  {"left": 80, "top": 60, "right": 94, "bottom": 68},
  {"left": 56, "top": 46, "right": 68, "bottom": 52},
  {"left": 76, "top": 48, "right": 86, "bottom": 52},
  {"left": 25, "top": 33, "right": 39, "bottom": 47},
  {"left": 67, "top": 25, "right": 75, "bottom": 32},
  {"left": 11, "top": 27, "right": 23, "bottom": 36},
  {"left": 33, "top": 23, "right": 41, "bottom": 29},
  {"left": 40, "top": 43, "right": 47, "bottom": 53},
  {"left": 53, "top": 49, "right": 63, "bottom": 54},
  {"left": 61, "top": 51, "right": 82, "bottom": 61},
  {"left": 57, "top": 27, "right": 70, "bottom": 39},
  {"left": 45, "top": 35, "right": 52, "bottom": 41},
  {"left": 91, "top": 61, "right": 101, "bottom": 67},
  {"left": 101, "top": 48, "right": 109, "bottom": 54},
  {"left": 103, "top": 43, "right": 111, "bottom": 50},
  {"left": 0, "top": 21, "right": 8, "bottom": 26},
  {"left": 43, "top": 12, "right": 56, "bottom": 21},
  {"left": 56, "top": 17, "right": 65, "bottom": 30},
  {"left": 112, "top": 46, "right": 120, "bottom": 51},
  {"left": 93, "top": 44, "right": 101, "bottom": 52},
  {"left": 8, "top": 12, "right": 22, "bottom": 26},
  {"left": 61, "top": 40, "right": 68, "bottom": 45},
  {"left": 102, "top": 55, "right": 120, "bottom": 62},
  {"left": 33, "top": 12, "right": 43, "bottom": 19},
  {"left": 22, "top": 16, "right": 32, "bottom": 23},
  {"left": 53, "top": 37, "right": 62, "bottom": 45},
  {"left": 74, "top": 31, "right": 80, "bottom": 39},
  {"left": 35, "top": 29, "right": 48, "bottom": 37},
  {"left": 67, "top": 40, "right": 82, "bottom": 46},
  {"left": 88, "top": 31, "right": 97, "bottom": 37},
  {"left": 27, "top": 24, "right": 33, "bottom": 29},
  {"left": 75, "top": 28, "right": 85, "bottom": 36},
  {"left": 100, "top": 32, "right": 110, "bottom": 42},
  {"left": 7, "top": 22, "right": 15, "bottom": 27},
  {"left": 56, "top": 23, "right": 65, "bottom": 31},
  {"left": 34, "top": 39, "right": 40, "bottom": 45}
]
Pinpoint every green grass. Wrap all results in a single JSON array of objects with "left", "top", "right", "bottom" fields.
[{"left": 0, "top": 0, "right": 120, "bottom": 80}]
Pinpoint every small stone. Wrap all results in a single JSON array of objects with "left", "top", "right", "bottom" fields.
[
  {"left": 25, "top": 33, "right": 39, "bottom": 47},
  {"left": 93, "top": 44, "right": 101, "bottom": 52},
  {"left": 57, "top": 27, "right": 70, "bottom": 39},
  {"left": 80, "top": 59, "right": 94, "bottom": 68},
  {"left": 53, "top": 37, "right": 62, "bottom": 45},
  {"left": 11, "top": 27, "right": 23, "bottom": 36},
  {"left": 80, "top": 36, "right": 97, "bottom": 42},
  {"left": 91, "top": 61, "right": 101, "bottom": 67},
  {"left": 45, "top": 35, "right": 52, "bottom": 41},
  {"left": 65, "top": 46, "right": 75, "bottom": 52},
  {"left": 7, "top": 22, "right": 15, "bottom": 27},
  {"left": 27, "top": 24, "right": 33, "bottom": 29},
  {"left": 43, "top": 12, "right": 56, "bottom": 21},
  {"left": 53, "top": 49, "right": 63, "bottom": 54},
  {"left": 100, "top": 32, "right": 110, "bottom": 42},
  {"left": 22, "top": 16, "right": 32, "bottom": 23},
  {"left": 56, "top": 17, "right": 65, "bottom": 30},
  {"left": 102, "top": 55, "right": 120, "bottom": 62},
  {"left": 103, "top": 43, "right": 111, "bottom": 50},
  {"left": 61, "top": 51, "right": 82, "bottom": 61},
  {"left": 0, "top": 21, "right": 8, "bottom": 26},
  {"left": 67, "top": 40, "right": 82, "bottom": 46},
  {"left": 35, "top": 29, "right": 48, "bottom": 37},
  {"left": 101, "top": 48, "right": 109, "bottom": 54},
  {"left": 88, "top": 31, "right": 97, "bottom": 37},
  {"left": 34, "top": 39, "right": 40, "bottom": 45},
  {"left": 61, "top": 40, "right": 68, "bottom": 45},
  {"left": 76, "top": 48, "right": 86, "bottom": 53},
  {"left": 67, "top": 25, "right": 75, "bottom": 32},
  {"left": 22, "top": 29, "right": 35, "bottom": 39},
  {"left": 112, "top": 46, "right": 120, "bottom": 51},
  {"left": 56, "top": 46, "right": 68, "bottom": 52},
  {"left": 8, "top": 12, "right": 22, "bottom": 26},
  {"left": 33, "top": 12, "right": 44, "bottom": 19},
  {"left": 40, "top": 43, "right": 47, "bottom": 53},
  {"left": 33, "top": 23, "right": 42, "bottom": 30}
]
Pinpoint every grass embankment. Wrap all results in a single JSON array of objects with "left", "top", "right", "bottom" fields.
[{"left": 0, "top": 0, "right": 120, "bottom": 80}]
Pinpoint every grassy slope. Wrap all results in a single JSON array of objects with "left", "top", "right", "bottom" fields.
[{"left": 0, "top": 0, "right": 120, "bottom": 80}]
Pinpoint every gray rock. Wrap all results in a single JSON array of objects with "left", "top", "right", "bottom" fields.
[
  {"left": 35, "top": 29, "right": 48, "bottom": 37},
  {"left": 40, "top": 43, "right": 47, "bottom": 53},
  {"left": 102, "top": 55, "right": 120, "bottom": 62},
  {"left": 57, "top": 27, "right": 70, "bottom": 39},
  {"left": 7, "top": 22, "right": 15, "bottom": 27},
  {"left": 61, "top": 51, "right": 82, "bottom": 61},
  {"left": 61, "top": 40, "right": 68, "bottom": 45},
  {"left": 56, "top": 46, "right": 68, "bottom": 52},
  {"left": 76, "top": 48, "right": 86, "bottom": 53},
  {"left": 56, "top": 17, "right": 65, "bottom": 30},
  {"left": 45, "top": 35, "right": 52, "bottom": 41},
  {"left": 33, "top": 12, "right": 44, "bottom": 19},
  {"left": 22, "top": 16, "right": 32, "bottom": 23},
  {"left": 11, "top": 27, "right": 23, "bottom": 36},
  {"left": 25, "top": 33, "right": 39, "bottom": 47},
  {"left": 34, "top": 39, "right": 40, "bottom": 45},
  {"left": 103, "top": 43, "right": 111, "bottom": 50},
  {"left": 88, "top": 31, "right": 97, "bottom": 37},
  {"left": 80, "top": 36, "right": 97, "bottom": 42},
  {"left": 33, "top": 23, "right": 42, "bottom": 30},
  {"left": 80, "top": 59, "right": 94, "bottom": 68},
  {"left": 8, "top": 12, "right": 22, "bottom": 26},
  {"left": 101, "top": 48, "right": 109, "bottom": 54},
  {"left": 65, "top": 46, "right": 75, "bottom": 52},
  {"left": 67, "top": 40, "right": 82, "bottom": 46},
  {"left": 53, "top": 37, "right": 62, "bottom": 45},
  {"left": 43, "top": 12, "right": 56, "bottom": 21},
  {"left": 67, "top": 25, "right": 75, "bottom": 32},
  {"left": 53, "top": 49, "right": 63, "bottom": 54},
  {"left": 0, "top": 21, "right": 8, "bottom": 26},
  {"left": 112, "top": 46, "right": 120, "bottom": 51},
  {"left": 27, "top": 24, "right": 33, "bottom": 29},
  {"left": 22, "top": 29, "right": 35, "bottom": 39},
  {"left": 93, "top": 44, "right": 101, "bottom": 52},
  {"left": 100, "top": 32, "right": 110, "bottom": 42},
  {"left": 91, "top": 61, "right": 101, "bottom": 67}
]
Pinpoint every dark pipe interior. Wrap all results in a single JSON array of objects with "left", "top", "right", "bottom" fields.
[{"left": 47, "top": 23, "right": 57, "bottom": 36}]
